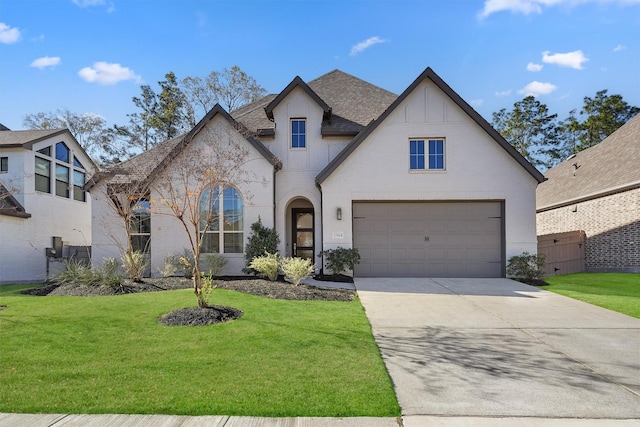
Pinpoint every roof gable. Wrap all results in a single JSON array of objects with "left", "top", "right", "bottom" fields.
[
  {"left": 537, "top": 113, "right": 640, "bottom": 210},
  {"left": 0, "top": 182, "right": 30, "bottom": 218},
  {"left": 89, "top": 104, "right": 281, "bottom": 190},
  {"left": 316, "top": 67, "right": 546, "bottom": 185},
  {"left": 264, "top": 76, "right": 331, "bottom": 121}
]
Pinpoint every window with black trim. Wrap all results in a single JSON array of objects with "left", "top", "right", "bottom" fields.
[
  {"left": 409, "top": 138, "right": 445, "bottom": 170},
  {"left": 291, "top": 118, "right": 306, "bottom": 148},
  {"left": 0, "top": 157, "right": 7, "bottom": 172},
  {"left": 33, "top": 141, "right": 87, "bottom": 200},
  {"left": 131, "top": 198, "right": 151, "bottom": 253},
  {"left": 199, "top": 186, "right": 244, "bottom": 253}
]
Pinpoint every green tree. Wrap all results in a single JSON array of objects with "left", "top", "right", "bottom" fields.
[
  {"left": 576, "top": 89, "right": 640, "bottom": 150},
  {"left": 152, "top": 72, "right": 191, "bottom": 140},
  {"left": 492, "top": 96, "right": 560, "bottom": 169}
]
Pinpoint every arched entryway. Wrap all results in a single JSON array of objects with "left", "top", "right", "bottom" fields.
[{"left": 286, "top": 198, "right": 314, "bottom": 260}]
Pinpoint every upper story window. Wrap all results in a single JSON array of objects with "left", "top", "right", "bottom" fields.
[
  {"left": 199, "top": 186, "right": 244, "bottom": 254},
  {"left": 409, "top": 138, "right": 445, "bottom": 171},
  {"left": 34, "top": 141, "right": 87, "bottom": 200},
  {"left": 0, "top": 157, "right": 7, "bottom": 172},
  {"left": 291, "top": 119, "right": 306, "bottom": 148}
]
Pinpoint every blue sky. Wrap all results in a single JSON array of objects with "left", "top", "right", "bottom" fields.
[{"left": 1, "top": 0, "right": 639, "bottom": 131}]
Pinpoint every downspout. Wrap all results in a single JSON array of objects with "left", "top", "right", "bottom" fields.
[
  {"left": 316, "top": 180, "right": 324, "bottom": 276},
  {"left": 272, "top": 168, "right": 277, "bottom": 228}
]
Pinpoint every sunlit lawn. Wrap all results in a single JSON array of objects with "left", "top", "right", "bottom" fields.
[
  {"left": 544, "top": 273, "right": 640, "bottom": 318},
  {"left": 0, "top": 286, "right": 399, "bottom": 416}
]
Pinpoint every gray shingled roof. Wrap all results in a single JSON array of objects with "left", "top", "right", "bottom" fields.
[
  {"left": 536, "top": 113, "right": 640, "bottom": 211},
  {"left": 231, "top": 70, "right": 397, "bottom": 136},
  {"left": 0, "top": 129, "right": 68, "bottom": 147}
]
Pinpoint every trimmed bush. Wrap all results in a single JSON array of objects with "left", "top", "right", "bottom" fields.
[
  {"left": 281, "top": 257, "right": 315, "bottom": 286},
  {"left": 506, "top": 252, "right": 546, "bottom": 280},
  {"left": 203, "top": 253, "right": 228, "bottom": 276},
  {"left": 319, "top": 247, "right": 361, "bottom": 276},
  {"left": 249, "top": 252, "right": 280, "bottom": 281}
]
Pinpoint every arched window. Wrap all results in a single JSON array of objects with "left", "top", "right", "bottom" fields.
[{"left": 199, "top": 186, "right": 243, "bottom": 253}]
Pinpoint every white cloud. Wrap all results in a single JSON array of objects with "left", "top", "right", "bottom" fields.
[
  {"left": 495, "top": 89, "right": 513, "bottom": 96},
  {"left": 527, "top": 62, "right": 543, "bottom": 72},
  {"left": 72, "top": 0, "right": 105, "bottom": 6},
  {"left": 30, "top": 56, "right": 61, "bottom": 69},
  {"left": 542, "top": 50, "right": 588, "bottom": 69},
  {"left": 479, "top": 0, "right": 640, "bottom": 18},
  {"left": 470, "top": 99, "right": 485, "bottom": 107},
  {"left": 78, "top": 62, "right": 141, "bottom": 85},
  {"left": 0, "top": 22, "right": 21, "bottom": 44},
  {"left": 613, "top": 44, "right": 626, "bottom": 52},
  {"left": 350, "top": 36, "right": 388, "bottom": 56},
  {"left": 518, "top": 81, "right": 557, "bottom": 96}
]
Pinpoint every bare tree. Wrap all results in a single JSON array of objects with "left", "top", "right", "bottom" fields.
[{"left": 152, "top": 120, "right": 255, "bottom": 307}]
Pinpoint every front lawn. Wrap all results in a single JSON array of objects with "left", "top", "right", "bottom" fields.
[
  {"left": 544, "top": 273, "right": 640, "bottom": 318},
  {"left": 0, "top": 287, "right": 399, "bottom": 416}
]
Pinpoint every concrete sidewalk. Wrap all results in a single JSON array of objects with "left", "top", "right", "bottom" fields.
[{"left": 356, "top": 278, "right": 640, "bottom": 423}]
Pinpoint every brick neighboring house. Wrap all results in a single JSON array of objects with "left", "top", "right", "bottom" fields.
[{"left": 536, "top": 114, "right": 640, "bottom": 273}]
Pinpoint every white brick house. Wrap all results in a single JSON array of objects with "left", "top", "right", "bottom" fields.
[
  {"left": 90, "top": 67, "right": 544, "bottom": 278},
  {"left": 537, "top": 114, "right": 640, "bottom": 273},
  {"left": 0, "top": 128, "right": 96, "bottom": 283}
]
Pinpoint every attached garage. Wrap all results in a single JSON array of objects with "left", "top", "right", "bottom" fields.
[{"left": 353, "top": 201, "right": 504, "bottom": 278}]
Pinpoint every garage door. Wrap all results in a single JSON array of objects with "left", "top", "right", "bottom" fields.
[{"left": 353, "top": 202, "right": 504, "bottom": 277}]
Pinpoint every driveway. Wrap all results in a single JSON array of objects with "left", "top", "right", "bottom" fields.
[{"left": 355, "top": 278, "right": 640, "bottom": 420}]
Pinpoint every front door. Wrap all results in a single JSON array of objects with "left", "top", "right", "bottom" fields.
[{"left": 292, "top": 208, "right": 314, "bottom": 260}]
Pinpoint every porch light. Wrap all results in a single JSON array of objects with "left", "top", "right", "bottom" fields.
[{"left": 337, "top": 207, "right": 342, "bottom": 220}]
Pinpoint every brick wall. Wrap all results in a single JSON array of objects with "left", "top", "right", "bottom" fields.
[{"left": 536, "top": 188, "right": 640, "bottom": 272}]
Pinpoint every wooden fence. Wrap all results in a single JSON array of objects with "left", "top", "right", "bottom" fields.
[{"left": 537, "top": 231, "right": 586, "bottom": 276}]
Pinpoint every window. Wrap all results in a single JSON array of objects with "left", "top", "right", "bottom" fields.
[
  {"left": 131, "top": 199, "right": 151, "bottom": 253},
  {"left": 199, "top": 186, "right": 243, "bottom": 254},
  {"left": 56, "top": 142, "right": 69, "bottom": 163},
  {"left": 409, "top": 138, "right": 445, "bottom": 170},
  {"left": 291, "top": 119, "right": 306, "bottom": 148},
  {"left": 35, "top": 157, "right": 51, "bottom": 193},
  {"left": 73, "top": 170, "right": 86, "bottom": 202},
  {"left": 37, "top": 147, "right": 51, "bottom": 156},
  {"left": 0, "top": 157, "right": 7, "bottom": 172},
  {"left": 55, "top": 164, "right": 70, "bottom": 198}
]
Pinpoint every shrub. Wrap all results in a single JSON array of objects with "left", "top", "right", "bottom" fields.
[
  {"left": 179, "top": 248, "right": 195, "bottom": 279},
  {"left": 121, "top": 251, "right": 148, "bottom": 282},
  {"left": 506, "top": 252, "right": 546, "bottom": 280},
  {"left": 203, "top": 253, "right": 227, "bottom": 276},
  {"left": 99, "top": 257, "right": 124, "bottom": 288},
  {"left": 53, "top": 259, "right": 101, "bottom": 286},
  {"left": 199, "top": 272, "right": 217, "bottom": 307},
  {"left": 244, "top": 218, "right": 280, "bottom": 275},
  {"left": 159, "top": 253, "right": 181, "bottom": 277},
  {"left": 249, "top": 252, "right": 280, "bottom": 281},
  {"left": 319, "top": 247, "right": 361, "bottom": 276},
  {"left": 281, "top": 257, "right": 315, "bottom": 286}
]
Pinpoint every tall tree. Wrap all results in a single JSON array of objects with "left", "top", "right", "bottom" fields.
[
  {"left": 129, "top": 84, "right": 160, "bottom": 151},
  {"left": 576, "top": 89, "right": 640, "bottom": 150},
  {"left": 492, "top": 96, "right": 560, "bottom": 169},
  {"left": 152, "top": 72, "right": 191, "bottom": 140},
  {"left": 181, "top": 65, "right": 266, "bottom": 119},
  {"left": 23, "top": 109, "right": 124, "bottom": 164}
]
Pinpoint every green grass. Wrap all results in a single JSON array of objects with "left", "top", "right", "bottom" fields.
[
  {"left": 0, "top": 287, "right": 399, "bottom": 416},
  {"left": 544, "top": 273, "right": 640, "bottom": 318}
]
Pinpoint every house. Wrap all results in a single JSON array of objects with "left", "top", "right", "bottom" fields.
[
  {"left": 0, "top": 127, "right": 96, "bottom": 283},
  {"left": 90, "top": 67, "right": 544, "bottom": 278},
  {"left": 537, "top": 114, "right": 640, "bottom": 273}
]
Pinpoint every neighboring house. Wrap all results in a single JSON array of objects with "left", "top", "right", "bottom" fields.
[
  {"left": 90, "top": 67, "right": 544, "bottom": 278},
  {"left": 0, "top": 127, "right": 96, "bottom": 283},
  {"left": 537, "top": 114, "right": 640, "bottom": 273}
]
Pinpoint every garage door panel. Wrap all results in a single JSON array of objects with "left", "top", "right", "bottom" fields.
[{"left": 353, "top": 202, "right": 504, "bottom": 278}]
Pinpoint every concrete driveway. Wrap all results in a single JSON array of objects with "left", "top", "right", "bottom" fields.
[{"left": 355, "top": 278, "right": 640, "bottom": 422}]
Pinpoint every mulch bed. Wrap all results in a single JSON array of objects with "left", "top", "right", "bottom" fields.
[{"left": 21, "top": 276, "right": 355, "bottom": 327}]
